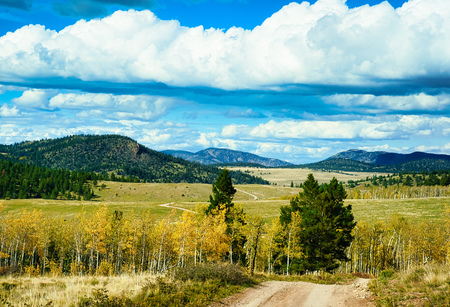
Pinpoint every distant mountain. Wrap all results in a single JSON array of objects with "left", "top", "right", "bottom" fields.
[
  {"left": 330, "top": 149, "right": 450, "bottom": 165},
  {"left": 0, "top": 135, "right": 269, "bottom": 184},
  {"left": 162, "top": 148, "right": 292, "bottom": 167},
  {"left": 302, "top": 149, "right": 450, "bottom": 173}
]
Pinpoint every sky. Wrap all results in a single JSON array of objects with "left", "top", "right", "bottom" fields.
[{"left": 0, "top": 0, "right": 449, "bottom": 164}]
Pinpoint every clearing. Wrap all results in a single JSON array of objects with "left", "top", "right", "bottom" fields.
[{"left": 226, "top": 167, "right": 388, "bottom": 187}]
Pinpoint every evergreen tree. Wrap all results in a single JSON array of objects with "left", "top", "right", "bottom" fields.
[
  {"left": 280, "top": 174, "right": 356, "bottom": 273},
  {"left": 207, "top": 169, "right": 236, "bottom": 222}
]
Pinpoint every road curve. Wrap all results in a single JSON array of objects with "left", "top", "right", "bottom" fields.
[
  {"left": 158, "top": 202, "right": 196, "bottom": 213},
  {"left": 235, "top": 188, "right": 258, "bottom": 200}
]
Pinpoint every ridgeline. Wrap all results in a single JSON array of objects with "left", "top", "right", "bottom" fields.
[{"left": 0, "top": 135, "right": 268, "bottom": 185}]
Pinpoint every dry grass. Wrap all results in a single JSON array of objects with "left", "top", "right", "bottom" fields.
[
  {"left": 370, "top": 264, "right": 450, "bottom": 306},
  {"left": 0, "top": 273, "right": 160, "bottom": 306},
  {"left": 227, "top": 167, "right": 388, "bottom": 186}
]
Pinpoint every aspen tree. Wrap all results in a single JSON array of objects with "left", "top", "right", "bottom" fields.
[
  {"left": 85, "top": 204, "right": 110, "bottom": 273},
  {"left": 244, "top": 215, "right": 264, "bottom": 275},
  {"left": 173, "top": 211, "right": 196, "bottom": 267}
]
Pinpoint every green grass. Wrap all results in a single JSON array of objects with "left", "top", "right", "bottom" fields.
[
  {"left": 1, "top": 181, "right": 448, "bottom": 225},
  {"left": 348, "top": 197, "right": 448, "bottom": 224}
]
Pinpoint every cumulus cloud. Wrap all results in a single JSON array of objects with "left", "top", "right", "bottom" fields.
[
  {"left": 0, "top": 103, "right": 19, "bottom": 117},
  {"left": 220, "top": 116, "right": 450, "bottom": 141},
  {"left": 1, "top": 0, "right": 449, "bottom": 91},
  {"left": 12, "top": 89, "right": 57, "bottom": 109}
]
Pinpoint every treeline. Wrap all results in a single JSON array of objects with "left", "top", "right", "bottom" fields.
[
  {"left": 347, "top": 171, "right": 450, "bottom": 199},
  {"left": 0, "top": 203, "right": 448, "bottom": 277},
  {"left": 348, "top": 215, "right": 448, "bottom": 274},
  {"left": 0, "top": 160, "right": 143, "bottom": 200},
  {"left": 348, "top": 171, "right": 450, "bottom": 188},
  {"left": 0, "top": 160, "right": 95, "bottom": 200},
  {"left": 292, "top": 158, "right": 450, "bottom": 173}
]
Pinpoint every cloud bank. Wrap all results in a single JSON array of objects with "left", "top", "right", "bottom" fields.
[
  {"left": 1, "top": 0, "right": 450, "bottom": 164},
  {"left": 1, "top": 0, "right": 449, "bottom": 91}
]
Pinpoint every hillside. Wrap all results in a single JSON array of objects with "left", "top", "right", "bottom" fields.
[
  {"left": 299, "top": 157, "right": 450, "bottom": 173},
  {"left": 162, "top": 148, "right": 292, "bottom": 167},
  {"left": 330, "top": 149, "right": 450, "bottom": 165},
  {"left": 0, "top": 135, "right": 268, "bottom": 184}
]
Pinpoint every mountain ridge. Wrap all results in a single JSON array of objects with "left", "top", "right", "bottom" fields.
[
  {"left": 329, "top": 149, "right": 450, "bottom": 165},
  {"left": 0, "top": 135, "right": 268, "bottom": 184},
  {"left": 162, "top": 148, "right": 292, "bottom": 167}
]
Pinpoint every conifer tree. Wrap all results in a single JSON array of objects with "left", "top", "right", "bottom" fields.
[
  {"left": 280, "top": 174, "right": 356, "bottom": 273},
  {"left": 207, "top": 169, "right": 236, "bottom": 222}
]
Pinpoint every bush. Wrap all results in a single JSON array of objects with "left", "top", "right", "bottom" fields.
[{"left": 174, "top": 263, "right": 253, "bottom": 285}]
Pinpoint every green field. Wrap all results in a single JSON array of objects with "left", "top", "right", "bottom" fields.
[{"left": 1, "top": 179, "right": 448, "bottom": 225}]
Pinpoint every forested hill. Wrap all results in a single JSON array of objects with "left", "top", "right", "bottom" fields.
[
  {"left": 330, "top": 149, "right": 450, "bottom": 165},
  {"left": 299, "top": 156, "right": 450, "bottom": 173},
  {"left": 162, "top": 148, "right": 292, "bottom": 167},
  {"left": 0, "top": 135, "right": 268, "bottom": 184}
]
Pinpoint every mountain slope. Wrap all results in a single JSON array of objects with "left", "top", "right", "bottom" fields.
[
  {"left": 0, "top": 135, "right": 268, "bottom": 184},
  {"left": 162, "top": 148, "right": 292, "bottom": 167},
  {"left": 330, "top": 149, "right": 450, "bottom": 165}
]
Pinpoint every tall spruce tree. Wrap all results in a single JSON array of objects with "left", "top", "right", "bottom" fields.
[
  {"left": 207, "top": 168, "right": 236, "bottom": 222},
  {"left": 280, "top": 174, "right": 356, "bottom": 272}
]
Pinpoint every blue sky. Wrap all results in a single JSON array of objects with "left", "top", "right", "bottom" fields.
[{"left": 1, "top": 0, "right": 449, "bottom": 164}]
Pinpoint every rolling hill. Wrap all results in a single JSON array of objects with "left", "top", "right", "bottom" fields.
[
  {"left": 302, "top": 149, "right": 450, "bottom": 173},
  {"left": 162, "top": 148, "right": 292, "bottom": 167},
  {"left": 0, "top": 135, "right": 268, "bottom": 184},
  {"left": 330, "top": 149, "right": 450, "bottom": 165}
]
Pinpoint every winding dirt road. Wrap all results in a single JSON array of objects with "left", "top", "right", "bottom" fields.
[
  {"left": 158, "top": 202, "right": 196, "bottom": 213},
  {"left": 210, "top": 278, "right": 374, "bottom": 307}
]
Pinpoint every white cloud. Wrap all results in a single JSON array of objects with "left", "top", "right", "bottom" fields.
[
  {"left": 12, "top": 89, "right": 56, "bottom": 108},
  {"left": 0, "top": 104, "right": 19, "bottom": 117},
  {"left": 324, "top": 93, "right": 450, "bottom": 111},
  {"left": 0, "top": 0, "right": 449, "bottom": 89},
  {"left": 220, "top": 116, "right": 450, "bottom": 142},
  {"left": 48, "top": 92, "right": 173, "bottom": 120}
]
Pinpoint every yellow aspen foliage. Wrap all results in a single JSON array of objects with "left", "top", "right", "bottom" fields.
[
  {"left": 196, "top": 205, "right": 230, "bottom": 263},
  {"left": 173, "top": 210, "right": 197, "bottom": 266},
  {"left": 85, "top": 204, "right": 111, "bottom": 273},
  {"left": 259, "top": 218, "right": 284, "bottom": 274}
]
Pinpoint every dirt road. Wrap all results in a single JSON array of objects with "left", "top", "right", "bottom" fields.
[{"left": 210, "top": 278, "right": 374, "bottom": 307}]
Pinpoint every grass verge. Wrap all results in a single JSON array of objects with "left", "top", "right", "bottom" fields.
[
  {"left": 369, "top": 264, "right": 450, "bottom": 306},
  {"left": 0, "top": 264, "right": 258, "bottom": 307}
]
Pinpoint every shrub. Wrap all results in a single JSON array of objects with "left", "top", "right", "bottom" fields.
[{"left": 174, "top": 263, "right": 253, "bottom": 285}]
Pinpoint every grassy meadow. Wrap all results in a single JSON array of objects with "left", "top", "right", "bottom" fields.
[
  {"left": 227, "top": 166, "right": 389, "bottom": 187},
  {"left": 1, "top": 167, "right": 449, "bottom": 307},
  {"left": 1, "top": 166, "right": 448, "bottom": 225}
]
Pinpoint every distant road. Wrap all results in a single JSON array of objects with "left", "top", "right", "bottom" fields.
[
  {"left": 159, "top": 202, "right": 196, "bottom": 213},
  {"left": 236, "top": 188, "right": 258, "bottom": 200}
]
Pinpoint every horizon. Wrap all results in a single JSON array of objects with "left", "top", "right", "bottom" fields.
[
  {"left": 1, "top": 0, "right": 449, "bottom": 164},
  {"left": 3, "top": 132, "right": 448, "bottom": 166}
]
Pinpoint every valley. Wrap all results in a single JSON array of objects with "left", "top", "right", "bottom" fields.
[
  {"left": 1, "top": 136, "right": 450, "bottom": 306},
  {"left": 1, "top": 176, "right": 447, "bottom": 225}
]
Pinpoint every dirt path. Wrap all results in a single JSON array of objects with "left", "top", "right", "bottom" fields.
[
  {"left": 158, "top": 202, "right": 196, "bottom": 213},
  {"left": 210, "top": 278, "right": 374, "bottom": 307},
  {"left": 235, "top": 188, "right": 259, "bottom": 200}
]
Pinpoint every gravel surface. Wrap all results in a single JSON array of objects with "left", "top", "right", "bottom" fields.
[{"left": 210, "top": 278, "right": 375, "bottom": 307}]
